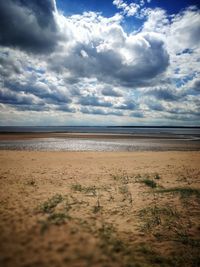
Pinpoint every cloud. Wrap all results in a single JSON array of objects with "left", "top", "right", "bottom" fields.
[
  {"left": 113, "top": 0, "right": 140, "bottom": 17},
  {"left": 147, "top": 101, "right": 165, "bottom": 112},
  {"left": 169, "top": 7, "right": 200, "bottom": 54},
  {"left": 0, "top": 1, "right": 199, "bottom": 125},
  {"left": 78, "top": 95, "right": 113, "bottom": 107},
  {"left": 0, "top": 0, "right": 59, "bottom": 53},
  {"left": 49, "top": 22, "right": 169, "bottom": 87},
  {"left": 190, "top": 78, "right": 200, "bottom": 92},
  {"left": 142, "top": 6, "right": 200, "bottom": 81},
  {"left": 0, "top": 51, "right": 23, "bottom": 78},
  {"left": 0, "top": 87, "right": 41, "bottom": 106},
  {"left": 144, "top": 87, "right": 180, "bottom": 101},
  {"left": 80, "top": 107, "right": 123, "bottom": 116},
  {"left": 54, "top": 104, "right": 75, "bottom": 113},
  {"left": 112, "top": 0, "right": 151, "bottom": 17},
  {"left": 130, "top": 111, "right": 145, "bottom": 118},
  {"left": 101, "top": 86, "right": 122, "bottom": 97},
  {"left": 115, "top": 100, "right": 137, "bottom": 110}
]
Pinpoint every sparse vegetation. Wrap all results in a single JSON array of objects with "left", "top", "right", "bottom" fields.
[
  {"left": 119, "top": 185, "right": 129, "bottom": 195},
  {"left": 156, "top": 187, "right": 200, "bottom": 198},
  {"left": 35, "top": 173, "right": 200, "bottom": 267},
  {"left": 40, "top": 212, "right": 70, "bottom": 233},
  {"left": 2, "top": 155, "right": 195, "bottom": 267},
  {"left": 111, "top": 172, "right": 131, "bottom": 184},
  {"left": 96, "top": 223, "right": 172, "bottom": 266},
  {"left": 118, "top": 185, "right": 133, "bottom": 204},
  {"left": 26, "top": 179, "right": 36, "bottom": 186},
  {"left": 71, "top": 183, "right": 83, "bottom": 191},
  {"left": 141, "top": 178, "right": 157, "bottom": 188},
  {"left": 2, "top": 149, "right": 200, "bottom": 267},
  {"left": 39, "top": 194, "right": 63, "bottom": 213},
  {"left": 93, "top": 198, "right": 102, "bottom": 213},
  {"left": 71, "top": 184, "right": 97, "bottom": 196},
  {"left": 174, "top": 229, "right": 200, "bottom": 247},
  {"left": 138, "top": 205, "right": 180, "bottom": 233},
  {"left": 97, "top": 223, "right": 133, "bottom": 263},
  {"left": 154, "top": 173, "right": 161, "bottom": 180},
  {"left": 47, "top": 212, "right": 70, "bottom": 225}
]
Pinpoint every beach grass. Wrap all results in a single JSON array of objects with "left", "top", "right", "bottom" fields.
[
  {"left": 141, "top": 178, "right": 157, "bottom": 188},
  {"left": 39, "top": 194, "right": 64, "bottom": 213},
  {"left": 156, "top": 187, "right": 200, "bottom": 198}
]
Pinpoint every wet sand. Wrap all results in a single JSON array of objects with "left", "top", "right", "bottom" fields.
[
  {"left": 0, "top": 151, "right": 200, "bottom": 267},
  {"left": 0, "top": 133, "right": 200, "bottom": 151},
  {"left": 0, "top": 132, "right": 199, "bottom": 140}
]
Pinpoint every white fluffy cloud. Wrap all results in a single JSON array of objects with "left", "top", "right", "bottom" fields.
[{"left": 113, "top": 0, "right": 152, "bottom": 17}]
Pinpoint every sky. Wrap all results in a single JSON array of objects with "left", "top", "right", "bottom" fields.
[{"left": 0, "top": 0, "right": 200, "bottom": 126}]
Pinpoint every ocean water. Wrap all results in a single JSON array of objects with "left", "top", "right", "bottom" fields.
[{"left": 0, "top": 126, "right": 200, "bottom": 151}]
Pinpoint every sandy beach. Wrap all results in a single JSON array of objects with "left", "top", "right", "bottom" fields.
[{"left": 0, "top": 151, "right": 200, "bottom": 267}]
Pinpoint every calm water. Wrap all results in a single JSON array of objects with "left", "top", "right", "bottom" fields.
[{"left": 0, "top": 126, "right": 200, "bottom": 151}]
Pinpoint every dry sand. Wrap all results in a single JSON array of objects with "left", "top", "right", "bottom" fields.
[{"left": 0, "top": 151, "right": 200, "bottom": 267}]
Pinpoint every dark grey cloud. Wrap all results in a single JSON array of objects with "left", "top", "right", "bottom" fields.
[
  {"left": 54, "top": 104, "right": 75, "bottom": 113},
  {"left": 0, "top": 87, "right": 75, "bottom": 113},
  {"left": 2, "top": 77, "right": 72, "bottom": 106},
  {"left": 0, "top": 87, "right": 49, "bottom": 111},
  {"left": 147, "top": 102, "right": 165, "bottom": 111},
  {"left": 0, "top": 52, "right": 22, "bottom": 78},
  {"left": 145, "top": 88, "right": 180, "bottom": 101},
  {"left": 0, "top": 88, "right": 37, "bottom": 105},
  {"left": 78, "top": 95, "right": 113, "bottom": 107},
  {"left": 26, "top": 84, "right": 72, "bottom": 105},
  {"left": 0, "top": 0, "right": 59, "bottom": 53},
  {"left": 16, "top": 104, "right": 49, "bottom": 112},
  {"left": 49, "top": 33, "right": 169, "bottom": 87},
  {"left": 192, "top": 78, "right": 200, "bottom": 91}
]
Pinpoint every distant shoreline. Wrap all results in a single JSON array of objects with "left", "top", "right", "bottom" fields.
[{"left": 1, "top": 126, "right": 200, "bottom": 128}]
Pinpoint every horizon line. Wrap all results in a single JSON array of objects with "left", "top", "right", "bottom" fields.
[{"left": 0, "top": 125, "right": 200, "bottom": 128}]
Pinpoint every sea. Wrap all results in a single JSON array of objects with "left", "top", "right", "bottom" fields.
[{"left": 0, "top": 126, "right": 200, "bottom": 151}]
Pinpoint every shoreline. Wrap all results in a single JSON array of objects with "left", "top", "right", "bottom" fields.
[
  {"left": 0, "top": 133, "right": 200, "bottom": 152},
  {"left": 0, "top": 132, "right": 199, "bottom": 140}
]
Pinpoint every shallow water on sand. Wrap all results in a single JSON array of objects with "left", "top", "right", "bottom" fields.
[{"left": 0, "top": 137, "right": 200, "bottom": 151}]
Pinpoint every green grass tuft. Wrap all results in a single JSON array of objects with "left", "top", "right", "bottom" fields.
[
  {"left": 93, "top": 198, "right": 102, "bottom": 213},
  {"left": 71, "top": 184, "right": 97, "bottom": 196},
  {"left": 71, "top": 184, "right": 82, "bottom": 191},
  {"left": 39, "top": 194, "right": 63, "bottom": 213},
  {"left": 48, "top": 212, "right": 70, "bottom": 225},
  {"left": 156, "top": 187, "right": 200, "bottom": 198},
  {"left": 154, "top": 173, "right": 161, "bottom": 180},
  {"left": 141, "top": 179, "right": 157, "bottom": 188},
  {"left": 138, "top": 205, "right": 179, "bottom": 232}
]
